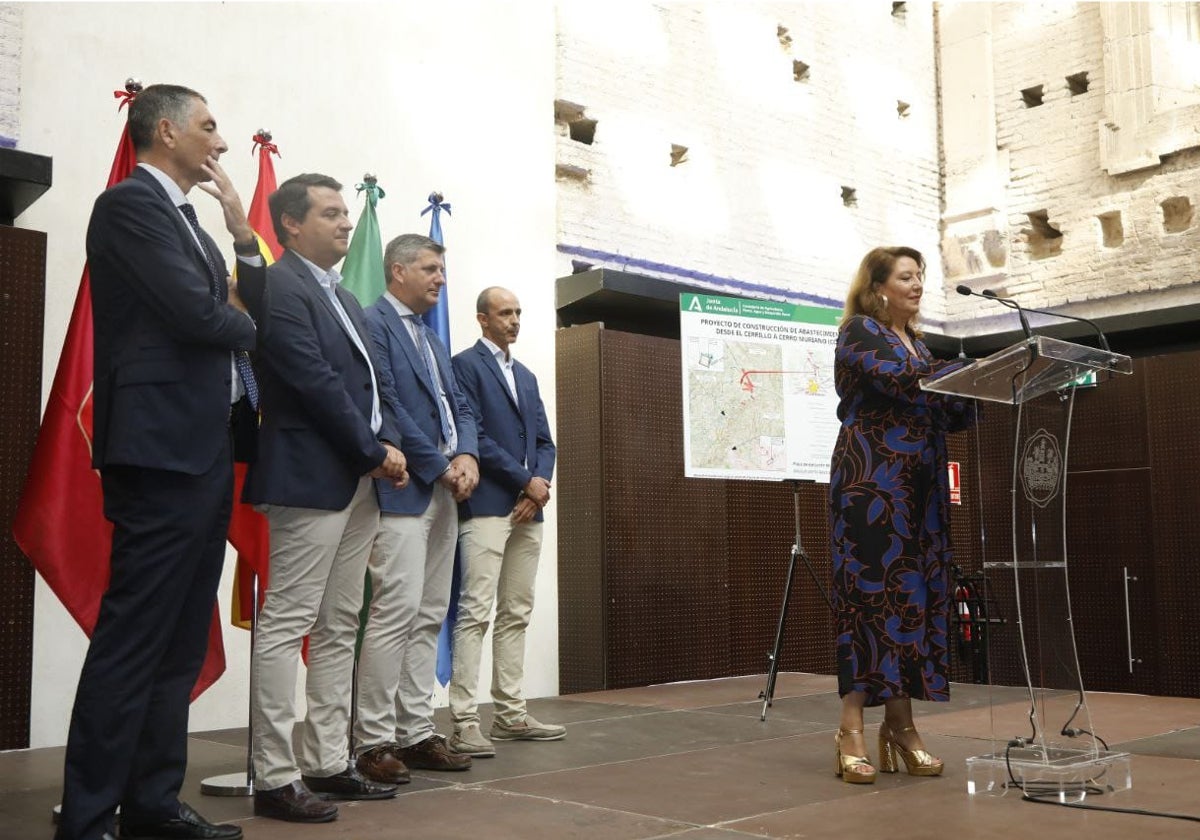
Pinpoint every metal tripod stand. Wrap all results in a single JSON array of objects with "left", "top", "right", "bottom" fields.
[{"left": 759, "top": 479, "right": 833, "bottom": 721}]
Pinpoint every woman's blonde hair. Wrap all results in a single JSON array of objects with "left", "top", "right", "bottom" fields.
[{"left": 840, "top": 245, "right": 924, "bottom": 335}]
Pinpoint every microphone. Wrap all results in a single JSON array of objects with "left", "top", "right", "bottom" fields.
[
  {"left": 983, "top": 290, "right": 1111, "bottom": 353},
  {"left": 956, "top": 284, "right": 1033, "bottom": 341}
]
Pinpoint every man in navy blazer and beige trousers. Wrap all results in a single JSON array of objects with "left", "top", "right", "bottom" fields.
[
  {"left": 353, "top": 233, "right": 480, "bottom": 782},
  {"left": 446, "top": 287, "right": 564, "bottom": 757},
  {"left": 240, "top": 174, "right": 408, "bottom": 823}
]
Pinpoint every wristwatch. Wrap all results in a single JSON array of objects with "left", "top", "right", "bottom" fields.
[{"left": 233, "top": 237, "right": 260, "bottom": 257}]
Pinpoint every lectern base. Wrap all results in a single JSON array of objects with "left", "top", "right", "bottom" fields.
[{"left": 966, "top": 747, "right": 1132, "bottom": 802}]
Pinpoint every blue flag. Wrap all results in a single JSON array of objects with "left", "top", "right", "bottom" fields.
[
  {"left": 421, "top": 192, "right": 451, "bottom": 339},
  {"left": 424, "top": 192, "right": 459, "bottom": 687}
]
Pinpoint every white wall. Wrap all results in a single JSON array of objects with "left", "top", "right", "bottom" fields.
[
  {"left": 16, "top": 0, "right": 557, "bottom": 748},
  {"left": 555, "top": 1, "right": 944, "bottom": 319}
]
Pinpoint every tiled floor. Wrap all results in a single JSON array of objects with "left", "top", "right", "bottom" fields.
[{"left": 4, "top": 674, "right": 1200, "bottom": 839}]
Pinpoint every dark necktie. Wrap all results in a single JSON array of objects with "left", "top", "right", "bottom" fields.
[
  {"left": 179, "top": 203, "right": 260, "bottom": 411},
  {"left": 408, "top": 315, "right": 453, "bottom": 445}
]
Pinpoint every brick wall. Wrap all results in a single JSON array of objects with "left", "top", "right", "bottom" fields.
[
  {"left": 0, "top": 4, "right": 20, "bottom": 148},
  {"left": 561, "top": 2, "right": 1200, "bottom": 334},
  {"left": 555, "top": 2, "right": 945, "bottom": 320},
  {"left": 945, "top": 2, "right": 1200, "bottom": 331}
]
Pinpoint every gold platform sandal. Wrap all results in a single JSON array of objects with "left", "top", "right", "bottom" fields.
[
  {"left": 834, "top": 728, "right": 877, "bottom": 784},
  {"left": 878, "top": 722, "right": 943, "bottom": 776}
]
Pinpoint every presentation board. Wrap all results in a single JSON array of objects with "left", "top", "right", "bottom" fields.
[{"left": 680, "top": 293, "right": 841, "bottom": 482}]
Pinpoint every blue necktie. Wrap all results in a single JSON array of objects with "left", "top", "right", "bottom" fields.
[
  {"left": 408, "top": 315, "right": 453, "bottom": 445},
  {"left": 179, "top": 203, "right": 259, "bottom": 411}
]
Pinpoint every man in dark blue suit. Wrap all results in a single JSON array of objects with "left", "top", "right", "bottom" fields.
[
  {"left": 353, "top": 233, "right": 479, "bottom": 782},
  {"left": 241, "top": 174, "right": 407, "bottom": 823},
  {"left": 58, "top": 84, "right": 260, "bottom": 840},
  {"left": 445, "top": 287, "right": 562, "bottom": 757}
]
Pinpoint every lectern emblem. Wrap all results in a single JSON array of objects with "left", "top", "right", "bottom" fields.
[{"left": 1021, "top": 429, "right": 1062, "bottom": 508}]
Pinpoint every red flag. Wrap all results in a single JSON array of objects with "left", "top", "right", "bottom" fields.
[
  {"left": 228, "top": 131, "right": 281, "bottom": 630},
  {"left": 12, "top": 87, "right": 225, "bottom": 699},
  {"left": 247, "top": 131, "right": 283, "bottom": 260}
]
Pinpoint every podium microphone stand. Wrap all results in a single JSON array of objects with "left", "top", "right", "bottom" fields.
[
  {"left": 921, "top": 334, "right": 1134, "bottom": 799},
  {"left": 759, "top": 479, "right": 832, "bottom": 721}
]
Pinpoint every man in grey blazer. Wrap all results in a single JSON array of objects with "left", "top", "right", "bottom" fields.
[
  {"left": 241, "top": 174, "right": 407, "bottom": 823},
  {"left": 354, "top": 233, "right": 479, "bottom": 782}
]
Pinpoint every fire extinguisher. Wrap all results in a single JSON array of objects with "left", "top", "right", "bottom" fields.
[{"left": 955, "top": 583, "right": 973, "bottom": 642}]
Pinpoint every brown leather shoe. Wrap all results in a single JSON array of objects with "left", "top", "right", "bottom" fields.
[
  {"left": 397, "top": 734, "right": 472, "bottom": 771},
  {"left": 355, "top": 743, "right": 411, "bottom": 784},
  {"left": 301, "top": 767, "right": 397, "bottom": 800},
  {"left": 253, "top": 780, "right": 338, "bottom": 823}
]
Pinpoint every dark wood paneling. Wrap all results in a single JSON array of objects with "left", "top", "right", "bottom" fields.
[
  {"left": 556, "top": 324, "right": 607, "bottom": 694},
  {"left": 558, "top": 324, "right": 1200, "bottom": 700},
  {"left": 0, "top": 225, "right": 45, "bottom": 749},
  {"left": 1066, "top": 470, "right": 1157, "bottom": 694},
  {"left": 1145, "top": 353, "right": 1200, "bottom": 698},
  {"left": 1067, "top": 364, "right": 1149, "bottom": 472},
  {"left": 599, "top": 330, "right": 729, "bottom": 687},
  {"left": 945, "top": 428, "right": 990, "bottom": 685},
  {"left": 951, "top": 355, "right": 1188, "bottom": 698},
  {"left": 727, "top": 480, "right": 833, "bottom": 679}
]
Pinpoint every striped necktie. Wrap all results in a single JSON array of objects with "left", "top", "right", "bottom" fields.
[
  {"left": 408, "top": 315, "right": 453, "bottom": 445},
  {"left": 179, "top": 203, "right": 259, "bottom": 411}
]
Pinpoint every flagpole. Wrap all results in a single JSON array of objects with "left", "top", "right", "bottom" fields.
[
  {"left": 421, "top": 191, "right": 461, "bottom": 689},
  {"left": 200, "top": 574, "right": 258, "bottom": 797},
  {"left": 201, "top": 129, "right": 282, "bottom": 799}
]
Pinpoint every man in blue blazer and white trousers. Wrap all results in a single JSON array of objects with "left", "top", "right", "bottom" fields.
[
  {"left": 446, "top": 286, "right": 563, "bottom": 757},
  {"left": 241, "top": 173, "right": 407, "bottom": 823},
  {"left": 354, "top": 233, "right": 480, "bottom": 782}
]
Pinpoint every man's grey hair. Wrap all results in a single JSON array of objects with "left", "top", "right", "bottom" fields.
[
  {"left": 384, "top": 233, "right": 445, "bottom": 270},
  {"left": 127, "top": 84, "right": 206, "bottom": 152}
]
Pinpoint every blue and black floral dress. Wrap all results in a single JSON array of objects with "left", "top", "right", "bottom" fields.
[{"left": 829, "top": 315, "right": 975, "bottom": 705}]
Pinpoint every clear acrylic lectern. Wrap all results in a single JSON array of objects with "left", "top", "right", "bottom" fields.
[{"left": 921, "top": 335, "right": 1134, "bottom": 801}]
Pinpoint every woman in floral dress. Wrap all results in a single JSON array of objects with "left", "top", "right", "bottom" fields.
[{"left": 829, "top": 246, "right": 974, "bottom": 783}]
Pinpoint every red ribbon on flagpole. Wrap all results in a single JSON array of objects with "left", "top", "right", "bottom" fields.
[
  {"left": 252, "top": 130, "right": 280, "bottom": 158},
  {"left": 113, "top": 77, "right": 143, "bottom": 110}
]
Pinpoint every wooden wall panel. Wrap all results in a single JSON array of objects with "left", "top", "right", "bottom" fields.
[
  {"left": 557, "top": 322, "right": 1199, "bottom": 699},
  {"left": 1145, "top": 353, "right": 1200, "bottom": 699},
  {"left": 556, "top": 324, "right": 607, "bottom": 694},
  {"left": 598, "top": 330, "right": 729, "bottom": 687},
  {"left": 727, "top": 480, "right": 834, "bottom": 678},
  {"left": 0, "top": 225, "right": 45, "bottom": 749}
]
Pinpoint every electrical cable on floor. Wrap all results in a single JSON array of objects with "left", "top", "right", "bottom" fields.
[
  {"left": 1002, "top": 741, "right": 1200, "bottom": 824},
  {"left": 1020, "top": 793, "right": 1200, "bottom": 823}
]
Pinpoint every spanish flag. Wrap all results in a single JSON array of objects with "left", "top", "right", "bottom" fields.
[{"left": 228, "top": 130, "right": 282, "bottom": 630}]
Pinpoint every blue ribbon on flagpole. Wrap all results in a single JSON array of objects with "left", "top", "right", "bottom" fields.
[{"left": 420, "top": 192, "right": 451, "bottom": 343}]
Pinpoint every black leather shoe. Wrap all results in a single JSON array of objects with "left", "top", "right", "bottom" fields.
[
  {"left": 301, "top": 767, "right": 398, "bottom": 801},
  {"left": 253, "top": 781, "right": 338, "bottom": 824},
  {"left": 120, "top": 801, "right": 242, "bottom": 839}
]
